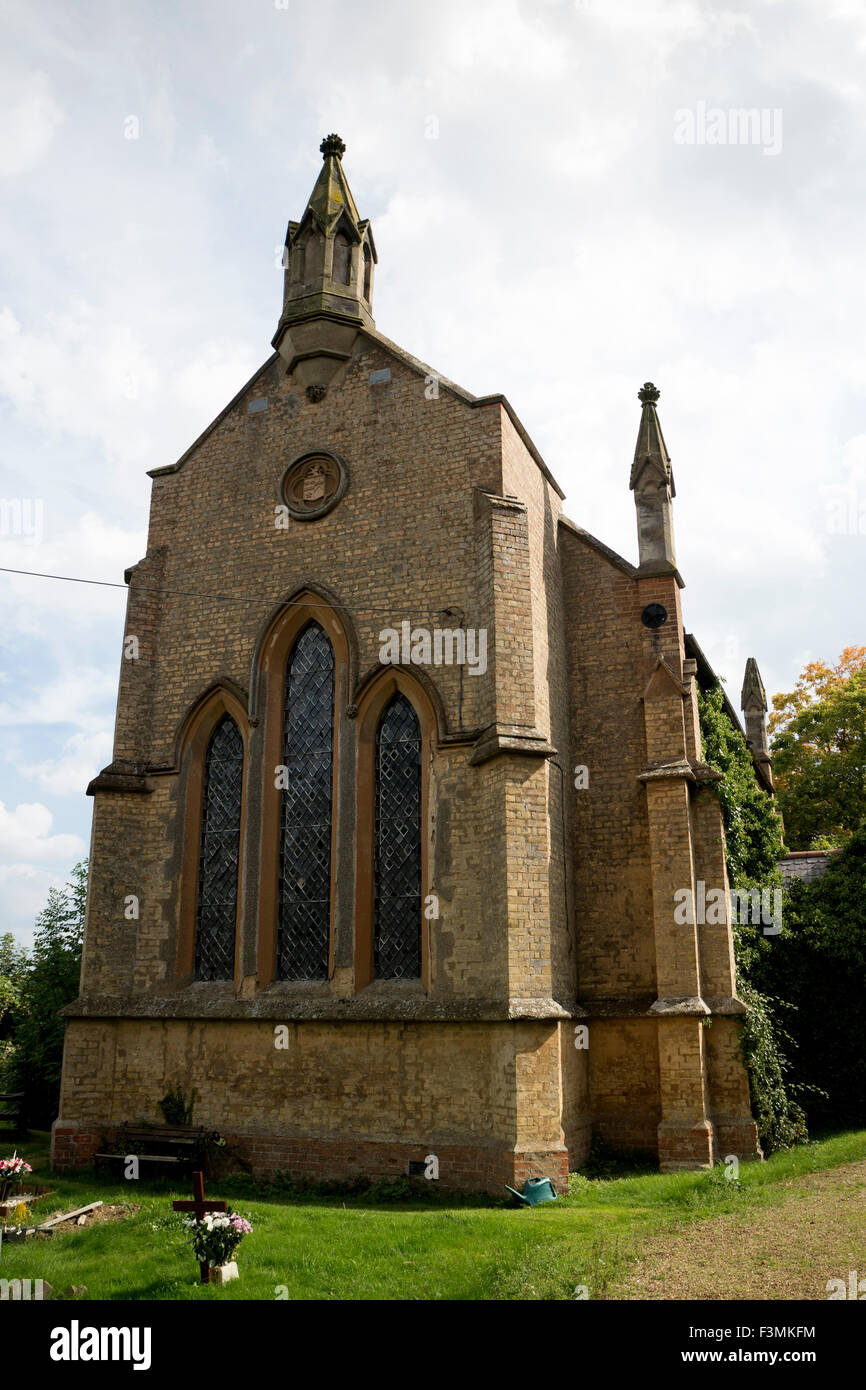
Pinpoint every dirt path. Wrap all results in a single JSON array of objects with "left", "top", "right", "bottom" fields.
[{"left": 608, "top": 1160, "right": 866, "bottom": 1300}]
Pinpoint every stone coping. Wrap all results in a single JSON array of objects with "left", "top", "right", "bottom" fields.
[
  {"left": 60, "top": 994, "right": 582, "bottom": 1023},
  {"left": 60, "top": 993, "right": 748, "bottom": 1023}
]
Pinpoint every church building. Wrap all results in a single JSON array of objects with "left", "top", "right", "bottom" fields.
[{"left": 53, "top": 135, "right": 770, "bottom": 1190}]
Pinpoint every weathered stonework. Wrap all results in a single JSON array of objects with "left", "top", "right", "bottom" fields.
[{"left": 55, "top": 138, "right": 763, "bottom": 1189}]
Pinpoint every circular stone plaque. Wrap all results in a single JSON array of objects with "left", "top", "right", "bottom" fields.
[{"left": 280, "top": 451, "right": 348, "bottom": 521}]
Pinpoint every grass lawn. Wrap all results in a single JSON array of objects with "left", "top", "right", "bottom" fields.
[{"left": 1, "top": 1130, "right": 864, "bottom": 1300}]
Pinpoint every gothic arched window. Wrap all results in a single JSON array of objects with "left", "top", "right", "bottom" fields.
[
  {"left": 374, "top": 694, "right": 422, "bottom": 979},
  {"left": 195, "top": 715, "right": 244, "bottom": 981},
  {"left": 278, "top": 622, "right": 335, "bottom": 979}
]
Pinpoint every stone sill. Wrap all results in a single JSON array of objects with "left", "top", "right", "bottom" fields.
[
  {"left": 580, "top": 995, "right": 748, "bottom": 1019},
  {"left": 60, "top": 994, "right": 582, "bottom": 1024}
]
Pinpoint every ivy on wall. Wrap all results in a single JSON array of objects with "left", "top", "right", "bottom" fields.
[{"left": 697, "top": 685, "right": 807, "bottom": 1152}]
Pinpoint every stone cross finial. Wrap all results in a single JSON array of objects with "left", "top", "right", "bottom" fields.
[
  {"left": 638, "top": 382, "right": 660, "bottom": 404},
  {"left": 320, "top": 133, "right": 346, "bottom": 159}
]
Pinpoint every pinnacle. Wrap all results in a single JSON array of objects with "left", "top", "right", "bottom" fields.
[
  {"left": 741, "top": 657, "right": 767, "bottom": 711},
  {"left": 630, "top": 380, "right": 673, "bottom": 492}
]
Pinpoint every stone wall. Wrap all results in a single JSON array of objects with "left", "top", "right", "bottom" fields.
[{"left": 54, "top": 1016, "right": 575, "bottom": 1193}]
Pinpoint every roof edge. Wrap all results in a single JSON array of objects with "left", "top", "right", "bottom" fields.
[
  {"left": 147, "top": 353, "right": 278, "bottom": 478},
  {"left": 146, "top": 327, "right": 567, "bottom": 505},
  {"left": 360, "top": 328, "right": 566, "bottom": 499},
  {"left": 558, "top": 515, "right": 637, "bottom": 577},
  {"left": 471, "top": 393, "right": 566, "bottom": 499}
]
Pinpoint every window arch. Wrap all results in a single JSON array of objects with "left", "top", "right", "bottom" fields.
[
  {"left": 194, "top": 714, "right": 244, "bottom": 981},
  {"left": 278, "top": 621, "right": 335, "bottom": 980},
  {"left": 373, "top": 693, "right": 422, "bottom": 980}
]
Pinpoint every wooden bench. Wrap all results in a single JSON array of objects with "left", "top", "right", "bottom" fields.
[
  {"left": 94, "top": 1124, "right": 212, "bottom": 1177},
  {"left": 0, "top": 1092, "right": 27, "bottom": 1141}
]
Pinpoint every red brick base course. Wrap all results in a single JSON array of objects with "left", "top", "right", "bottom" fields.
[
  {"left": 713, "top": 1119, "right": 763, "bottom": 1163},
  {"left": 216, "top": 1134, "right": 572, "bottom": 1195},
  {"left": 51, "top": 1117, "right": 760, "bottom": 1189},
  {"left": 50, "top": 1118, "right": 570, "bottom": 1195},
  {"left": 50, "top": 1120, "right": 103, "bottom": 1171},
  {"left": 658, "top": 1120, "right": 715, "bottom": 1171}
]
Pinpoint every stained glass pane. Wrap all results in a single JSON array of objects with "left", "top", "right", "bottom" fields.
[
  {"left": 278, "top": 622, "right": 334, "bottom": 980},
  {"left": 195, "top": 716, "right": 243, "bottom": 981},
  {"left": 374, "top": 694, "right": 422, "bottom": 979}
]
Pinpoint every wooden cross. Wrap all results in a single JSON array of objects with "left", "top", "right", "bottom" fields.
[{"left": 173, "top": 1170, "right": 227, "bottom": 1284}]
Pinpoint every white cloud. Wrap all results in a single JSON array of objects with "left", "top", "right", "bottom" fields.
[
  {"left": 0, "top": 668, "right": 117, "bottom": 731},
  {"left": 0, "top": 801, "right": 85, "bottom": 864},
  {"left": 0, "top": 67, "right": 64, "bottom": 177},
  {"left": 20, "top": 730, "right": 113, "bottom": 796},
  {"left": 174, "top": 338, "right": 262, "bottom": 425},
  {"left": 0, "top": 863, "right": 66, "bottom": 946}
]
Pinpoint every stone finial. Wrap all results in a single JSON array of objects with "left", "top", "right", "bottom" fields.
[
  {"left": 631, "top": 382, "right": 672, "bottom": 489},
  {"left": 319, "top": 133, "right": 346, "bottom": 160}
]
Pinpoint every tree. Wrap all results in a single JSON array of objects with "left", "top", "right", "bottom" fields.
[
  {"left": 0, "top": 933, "right": 27, "bottom": 1034},
  {"left": 0, "top": 932, "right": 28, "bottom": 1090},
  {"left": 11, "top": 862, "right": 87, "bottom": 1128},
  {"left": 751, "top": 828, "right": 866, "bottom": 1130},
  {"left": 769, "top": 647, "right": 866, "bottom": 849}
]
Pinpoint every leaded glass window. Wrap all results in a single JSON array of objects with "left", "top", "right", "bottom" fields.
[
  {"left": 374, "top": 694, "right": 422, "bottom": 979},
  {"left": 195, "top": 716, "right": 243, "bottom": 981},
  {"left": 278, "top": 622, "right": 335, "bottom": 979}
]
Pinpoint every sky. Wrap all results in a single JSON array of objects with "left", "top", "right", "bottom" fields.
[{"left": 0, "top": 0, "right": 864, "bottom": 945}]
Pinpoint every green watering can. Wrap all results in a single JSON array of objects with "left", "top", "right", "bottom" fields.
[{"left": 505, "top": 1176, "right": 558, "bottom": 1206}]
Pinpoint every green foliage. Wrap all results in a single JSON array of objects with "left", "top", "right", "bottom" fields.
[
  {"left": 0, "top": 933, "right": 27, "bottom": 1033},
  {"left": 697, "top": 687, "right": 803, "bottom": 1152},
  {"left": 697, "top": 685, "right": 784, "bottom": 883},
  {"left": 10, "top": 862, "right": 87, "bottom": 1127},
  {"left": 751, "top": 829, "right": 866, "bottom": 1130},
  {"left": 363, "top": 1175, "right": 414, "bottom": 1203},
  {"left": 6, "top": 1129, "right": 865, "bottom": 1301},
  {"left": 158, "top": 1082, "right": 198, "bottom": 1126},
  {"left": 769, "top": 647, "right": 866, "bottom": 849},
  {"left": 0, "top": 933, "right": 28, "bottom": 1091},
  {"left": 734, "top": 978, "right": 808, "bottom": 1152}
]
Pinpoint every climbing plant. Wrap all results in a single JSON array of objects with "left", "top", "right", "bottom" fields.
[
  {"left": 697, "top": 685, "right": 806, "bottom": 1152},
  {"left": 755, "top": 828, "right": 866, "bottom": 1130}
]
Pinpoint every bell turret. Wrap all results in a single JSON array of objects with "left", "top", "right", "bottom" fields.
[{"left": 272, "top": 135, "right": 377, "bottom": 396}]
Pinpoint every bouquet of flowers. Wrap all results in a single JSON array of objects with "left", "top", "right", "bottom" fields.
[
  {"left": 0, "top": 1154, "right": 33, "bottom": 1203},
  {"left": 182, "top": 1211, "right": 253, "bottom": 1269}
]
